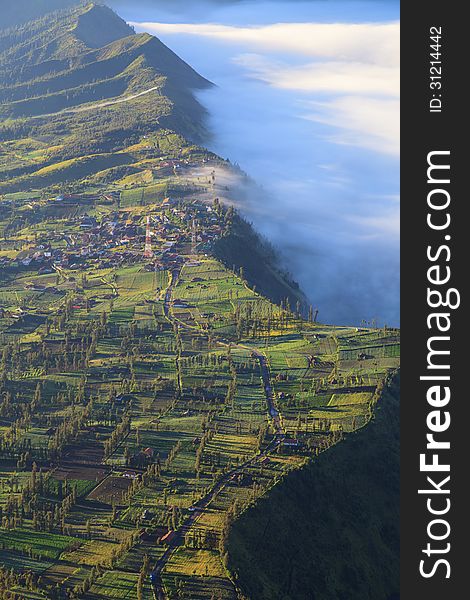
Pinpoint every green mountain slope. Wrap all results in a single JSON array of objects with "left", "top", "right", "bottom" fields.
[
  {"left": 0, "top": 3, "right": 133, "bottom": 63},
  {"left": 0, "top": 3, "right": 212, "bottom": 193},
  {"left": 0, "top": 4, "right": 400, "bottom": 598},
  {"left": 214, "top": 213, "right": 307, "bottom": 309},
  {"left": 228, "top": 373, "right": 400, "bottom": 600}
]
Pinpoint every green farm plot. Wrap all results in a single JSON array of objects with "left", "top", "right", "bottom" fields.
[
  {"left": 159, "top": 415, "right": 204, "bottom": 434},
  {"left": 303, "top": 404, "right": 371, "bottom": 432},
  {"left": 115, "top": 268, "right": 156, "bottom": 299},
  {"left": 382, "top": 343, "right": 400, "bottom": 358},
  {"left": 95, "top": 336, "right": 124, "bottom": 356},
  {"left": 166, "top": 547, "right": 227, "bottom": 578},
  {"left": 120, "top": 182, "right": 170, "bottom": 207},
  {"left": 328, "top": 392, "right": 373, "bottom": 407},
  {"left": 16, "top": 427, "right": 51, "bottom": 449},
  {"left": 205, "top": 433, "right": 258, "bottom": 465},
  {"left": 166, "top": 436, "right": 196, "bottom": 463},
  {"left": 339, "top": 343, "right": 400, "bottom": 361},
  {"left": 0, "top": 124, "right": 400, "bottom": 600},
  {"left": 0, "top": 553, "right": 54, "bottom": 574},
  {"left": 109, "top": 306, "right": 135, "bottom": 325},
  {"left": 176, "top": 260, "right": 262, "bottom": 316},
  {"left": 265, "top": 337, "right": 314, "bottom": 369},
  {"left": 0, "top": 529, "right": 82, "bottom": 560},
  {"left": 47, "top": 478, "right": 97, "bottom": 499},
  {"left": 120, "top": 488, "right": 162, "bottom": 520},
  {"left": 163, "top": 572, "right": 236, "bottom": 600},
  {"left": 121, "top": 429, "right": 195, "bottom": 461},
  {"left": 231, "top": 383, "right": 267, "bottom": 421},
  {"left": 118, "top": 541, "right": 165, "bottom": 577},
  {"left": 154, "top": 269, "right": 170, "bottom": 290},
  {"left": 8, "top": 589, "right": 47, "bottom": 599},
  {"left": 61, "top": 539, "right": 119, "bottom": 567},
  {"left": 89, "top": 570, "right": 139, "bottom": 599},
  {"left": 163, "top": 546, "right": 237, "bottom": 600},
  {"left": 6, "top": 314, "right": 46, "bottom": 336}
]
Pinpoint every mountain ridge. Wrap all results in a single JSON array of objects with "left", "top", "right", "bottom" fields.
[
  {"left": 0, "top": 4, "right": 400, "bottom": 599},
  {"left": 0, "top": 4, "right": 132, "bottom": 62},
  {"left": 0, "top": 2, "right": 213, "bottom": 191},
  {"left": 0, "top": 32, "right": 211, "bottom": 116}
]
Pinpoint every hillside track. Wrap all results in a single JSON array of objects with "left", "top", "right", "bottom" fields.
[
  {"left": 27, "top": 86, "right": 161, "bottom": 121},
  {"left": 152, "top": 264, "right": 285, "bottom": 599}
]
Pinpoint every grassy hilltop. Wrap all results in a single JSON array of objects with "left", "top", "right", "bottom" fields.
[
  {"left": 0, "top": 2, "right": 212, "bottom": 194},
  {"left": 0, "top": 3, "right": 400, "bottom": 599}
]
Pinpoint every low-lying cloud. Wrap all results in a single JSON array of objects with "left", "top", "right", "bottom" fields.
[
  {"left": 127, "top": 0, "right": 400, "bottom": 326},
  {"left": 137, "top": 19, "right": 399, "bottom": 157},
  {"left": 303, "top": 95, "right": 400, "bottom": 155},
  {"left": 137, "top": 20, "right": 399, "bottom": 66}
]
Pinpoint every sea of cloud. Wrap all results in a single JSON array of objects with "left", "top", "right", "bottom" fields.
[{"left": 110, "top": 0, "right": 400, "bottom": 325}]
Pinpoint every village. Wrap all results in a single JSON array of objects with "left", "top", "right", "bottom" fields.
[
  {"left": 0, "top": 190, "right": 227, "bottom": 324},
  {"left": 2, "top": 192, "right": 224, "bottom": 269},
  {"left": 0, "top": 184, "right": 400, "bottom": 600}
]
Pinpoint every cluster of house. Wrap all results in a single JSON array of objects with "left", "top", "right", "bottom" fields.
[{"left": 2, "top": 194, "right": 225, "bottom": 274}]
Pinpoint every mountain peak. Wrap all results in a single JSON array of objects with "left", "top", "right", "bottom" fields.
[
  {"left": 0, "top": 0, "right": 213, "bottom": 192},
  {"left": 73, "top": 3, "right": 135, "bottom": 48}
]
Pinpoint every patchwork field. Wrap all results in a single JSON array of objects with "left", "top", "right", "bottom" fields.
[
  {"left": 0, "top": 234, "right": 399, "bottom": 597},
  {"left": 0, "top": 78, "right": 399, "bottom": 598}
]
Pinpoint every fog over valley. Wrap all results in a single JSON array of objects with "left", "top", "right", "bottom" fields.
[{"left": 110, "top": 0, "right": 400, "bottom": 326}]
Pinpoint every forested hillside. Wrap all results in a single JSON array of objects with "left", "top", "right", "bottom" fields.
[
  {"left": 228, "top": 373, "right": 400, "bottom": 600},
  {"left": 214, "top": 214, "right": 307, "bottom": 310}
]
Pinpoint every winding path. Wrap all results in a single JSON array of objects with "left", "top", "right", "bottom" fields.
[
  {"left": 152, "top": 265, "right": 284, "bottom": 598},
  {"left": 28, "top": 85, "right": 161, "bottom": 121}
]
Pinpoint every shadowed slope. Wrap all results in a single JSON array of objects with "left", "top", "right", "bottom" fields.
[{"left": 228, "top": 373, "right": 400, "bottom": 600}]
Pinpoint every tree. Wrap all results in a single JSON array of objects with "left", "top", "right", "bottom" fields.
[
  {"left": 137, "top": 572, "right": 144, "bottom": 600},
  {"left": 142, "top": 554, "right": 150, "bottom": 575}
]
